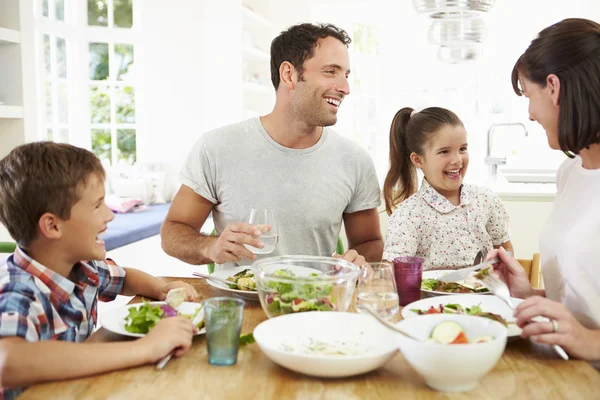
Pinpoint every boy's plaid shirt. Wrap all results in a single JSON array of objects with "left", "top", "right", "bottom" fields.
[{"left": 0, "top": 248, "right": 126, "bottom": 400}]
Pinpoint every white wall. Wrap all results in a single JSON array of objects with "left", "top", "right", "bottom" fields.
[{"left": 137, "top": 0, "right": 242, "bottom": 171}]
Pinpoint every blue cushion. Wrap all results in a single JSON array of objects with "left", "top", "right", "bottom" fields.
[{"left": 103, "top": 203, "right": 171, "bottom": 251}]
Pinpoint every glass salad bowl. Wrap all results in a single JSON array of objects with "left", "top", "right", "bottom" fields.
[{"left": 252, "top": 255, "right": 361, "bottom": 319}]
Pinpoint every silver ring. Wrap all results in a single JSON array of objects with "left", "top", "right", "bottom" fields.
[{"left": 551, "top": 319, "right": 559, "bottom": 333}]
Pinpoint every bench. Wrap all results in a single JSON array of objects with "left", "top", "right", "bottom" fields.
[{"left": 103, "top": 203, "right": 171, "bottom": 251}]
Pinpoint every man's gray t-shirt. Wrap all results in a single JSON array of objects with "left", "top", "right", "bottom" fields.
[{"left": 180, "top": 117, "right": 381, "bottom": 265}]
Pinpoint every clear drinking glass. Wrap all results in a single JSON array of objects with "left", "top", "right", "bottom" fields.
[
  {"left": 356, "top": 262, "right": 400, "bottom": 320},
  {"left": 244, "top": 207, "right": 278, "bottom": 254},
  {"left": 204, "top": 297, "right": 245, "bottom": 366}
]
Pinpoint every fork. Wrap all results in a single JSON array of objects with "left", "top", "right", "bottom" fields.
[
  {"left": 479, "top": 271, "right": 569, "bottom": 360},
  {"left": 156, "top": 305, "right": 205, "bottom": 370}
]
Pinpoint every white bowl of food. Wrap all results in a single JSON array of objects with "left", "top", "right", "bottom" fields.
[
  {"left": 396, "top": 314, "right": 507, "bottom": 392},
  {"left": 253, "top": 311, "right": 397, "bottom": 378}
]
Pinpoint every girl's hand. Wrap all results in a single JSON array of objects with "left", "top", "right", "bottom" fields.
[
  {"left": 485, "top": 247, "right": 534, "bottom": 299},
  {"left": 160, "top": 281, "right": 200, "bottom": 302},
  {"left": 515, "top": 296, "right": 600, "bottom": 361}
]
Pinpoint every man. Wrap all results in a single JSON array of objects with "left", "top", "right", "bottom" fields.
[{"left": 161, "top": 23, "right": 382, "bottom": 269}]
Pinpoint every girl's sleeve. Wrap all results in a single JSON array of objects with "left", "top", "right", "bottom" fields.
[{"left": 486, "top": 192, "right": 511, "bottom": 245}]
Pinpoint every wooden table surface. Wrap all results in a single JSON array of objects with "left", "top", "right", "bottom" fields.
[{"left": 20, "top": 278, "right": 600, "bottom": 400}]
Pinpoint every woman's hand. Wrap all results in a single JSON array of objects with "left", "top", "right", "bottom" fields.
[
  {"left": 515, "top": 296, "right": 600, "bottom": 361},
  {"left": 485, "top": 247, "right": 534, "bottom": 299}
]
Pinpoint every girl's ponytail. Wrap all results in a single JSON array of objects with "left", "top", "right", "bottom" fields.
[{"left": 383, "top": 107, "right": 418, "bottom": 215}]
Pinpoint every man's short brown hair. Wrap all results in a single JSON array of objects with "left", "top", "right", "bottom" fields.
[{"left": 0, "top": 142, "right": 105, "bottom": 247}]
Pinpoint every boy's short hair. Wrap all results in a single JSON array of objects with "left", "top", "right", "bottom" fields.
[{"left": 0, "top": 142, "right": 105, "bottom": 247}]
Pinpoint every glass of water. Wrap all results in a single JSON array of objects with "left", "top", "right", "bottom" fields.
[
  {"left": 244, "top": 207, "right": 278, "bottom": 254},
  {"left": 356, "top": 262, "right": 399, "bottom": 320},
  {"left": 204, "top": 297, "right": 245, "bottom": 366}
]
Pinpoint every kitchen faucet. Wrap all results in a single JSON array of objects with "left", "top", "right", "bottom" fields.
[{"left": 485, "top": 123, "right": 528, "bottom": 180}]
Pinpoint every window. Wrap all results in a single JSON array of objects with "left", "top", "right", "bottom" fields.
[
  {"left": 88, "top": 41, "right": 136, "bottom": 164},
  {"left": 87, "top": 0, "right": 136, "bottom": 165},
  {"left": 37, "top": 0, "right": 137, "bottom": 165},
  {"left": 41, "top": 1, "right": 70, "bottom": 143}
]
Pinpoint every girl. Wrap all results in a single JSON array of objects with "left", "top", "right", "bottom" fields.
[
  {"left": 382, "top": 107, "right": 513, "bottom": 270},
  {"left": 487, "top": 18, "right": 600, "bottom": 364}
]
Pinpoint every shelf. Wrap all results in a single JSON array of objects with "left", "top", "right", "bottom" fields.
[
  {"left": 243, "top": 45, "right": 270, "bottom": 61},
  {"left": 0, "top": 105, "right": 24, "bottom": 119},
  {"left": 241, "top": 6, "right": 272, "bottom": 28},
  {"left": 0, "top": 27, "right": 20, "bottom": 44},
  {"left": 242, "top": 82, "right": 273, "bottom": 94}
]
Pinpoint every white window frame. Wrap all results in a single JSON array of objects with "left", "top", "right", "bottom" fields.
[{"left": 33, "top": 0, "right": 142, "bottom": 165}]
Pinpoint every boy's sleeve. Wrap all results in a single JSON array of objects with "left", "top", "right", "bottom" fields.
[
  {"left": 382, "top": 204, "right": 420, "bottom": 262},
  {"left": 0, "top": 285, "right": 41, "bottom": 342},
  {"left": 95, "top": 259, "right": 126, "bottom": 302},
  {"left": 486, "top": 192, "right": 511, "bottom": 246}
]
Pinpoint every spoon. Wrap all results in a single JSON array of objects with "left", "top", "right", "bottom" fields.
[{"left": 364, "top": 306, "right": 421, "bottom": 341}]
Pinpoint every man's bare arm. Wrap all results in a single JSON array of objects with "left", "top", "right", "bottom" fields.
[
  {"left": 160, "top": 185, "right": 216, "bottom": 264},
  {"left": 343, "top": 208, "right": 384, "bottom": 262},
  {"left": 161, "top": 185, "right": 265, "bottom": 265}
]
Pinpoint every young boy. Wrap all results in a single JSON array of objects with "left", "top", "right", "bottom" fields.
[{"left": 0, "top": 142, "right": 199, "bottom": 399}]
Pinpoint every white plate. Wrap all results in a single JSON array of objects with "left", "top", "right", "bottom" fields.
[
  {"left": 101, "top": 301, "right": 206, "bottom": 338},
  {"left": 207, "top": 267, "right": 259, "bottom": 301},
  {"left": 401, "top": 294, "right": 524, "bottom": 337},
  {"left": 253, "top": 312, "right": 398, "bottom": 378},
  {"left": 421, "top": 270, "right": 490, "bottom": 296}
]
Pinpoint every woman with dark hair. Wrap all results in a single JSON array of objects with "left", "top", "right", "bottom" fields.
[{"left": 487, "top": 18, "right": 600, "bottom": 363}]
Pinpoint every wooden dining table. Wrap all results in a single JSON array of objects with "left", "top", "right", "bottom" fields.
[{"left": 19, "top": 277, "right": 600, "bottom": 400}]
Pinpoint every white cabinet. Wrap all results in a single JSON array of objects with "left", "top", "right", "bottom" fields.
[
  {"left": 503, "top": 199, "right": 553, "bottom": 259},
  {"left": 241, "top": 0, "right": 275, "bottom": 118},
  {"left": 0, "top": 0, "right": 37, "bottom": 160}
]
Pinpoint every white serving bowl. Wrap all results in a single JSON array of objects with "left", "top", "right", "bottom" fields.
[
  {"left": 396, "top": 314, "right": 507, "bottom": 392},
  {"left": 253, "top": 311, "right": 397, "bottom": 378}
]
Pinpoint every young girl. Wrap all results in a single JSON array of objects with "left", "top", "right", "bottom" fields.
[{"left": 382, "top": 107, "right": 513, "bottom": 270}]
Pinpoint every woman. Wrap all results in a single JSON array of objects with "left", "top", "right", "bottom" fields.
[{"left": 487, "top": 18, "right": 600, "bottom": 363}]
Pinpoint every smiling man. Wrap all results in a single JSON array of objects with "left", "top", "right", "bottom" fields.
[{"left": 161, "top": 23, "right": 383, "bottom": 270}]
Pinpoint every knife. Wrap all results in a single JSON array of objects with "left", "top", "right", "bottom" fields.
[{"left": 437, "top": 257, "right": 500, "bottom": 283}]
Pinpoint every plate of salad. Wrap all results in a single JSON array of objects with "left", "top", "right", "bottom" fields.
[
  {"left": 420, "top": 270, "right": 490, "bottom": 296},
  {"left": 101, "top": 301, "right": 206, "bottom": 338},
  {"left": 206, "top": 267, "right": 259, "bottom": 301},
  {"left": 401, "top": 294, "right": 524, "bottom": 338}
]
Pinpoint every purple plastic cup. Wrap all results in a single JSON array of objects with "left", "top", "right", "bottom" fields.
[{"left": 393, "top": 256, "right": 424, "bottom": 306}]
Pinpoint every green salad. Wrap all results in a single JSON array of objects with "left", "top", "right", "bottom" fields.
[
  {"left": 124, "top": 301, "right": 204, "bottom": 334},
  {"left": 411, "top": 303, "right": 508, "bottom": 326},
  {"left": 264, "top": 269, "right": 335, "bottom": 314},
  {"left": 421, "top": 278, "right": 489, "bottom": 293}
]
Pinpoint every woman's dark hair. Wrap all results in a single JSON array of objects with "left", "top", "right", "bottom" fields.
[
  {"left": 270, "top": 23, "right": 351, "bottom": 90},
  {"left": 383, "top": 107, "right": 463, "bottom": 215},
  {"left": 511, "top": 18, "right": 600, "bottom": 155}
]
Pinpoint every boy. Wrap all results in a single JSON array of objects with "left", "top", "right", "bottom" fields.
[{"left": 0, "top": 142, "right": 199, "bottom": 399}]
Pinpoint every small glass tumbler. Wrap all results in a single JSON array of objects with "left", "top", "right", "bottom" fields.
[
  {"left": 356, "top": 262, "right": 400, "bottom": 320},
  {"left": 393, "top": 256, "right": 424, "bottom": 306},
  {"left": 204, "top": 297, "right": 245, "bottom": 366}
]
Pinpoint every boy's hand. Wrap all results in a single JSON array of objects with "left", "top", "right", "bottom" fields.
[
  {"left": 139, "top": 316, "right": 194, "bottom": 362},
  {"left": 160, "top": 281, "right": 200, "bottom": 302}
]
